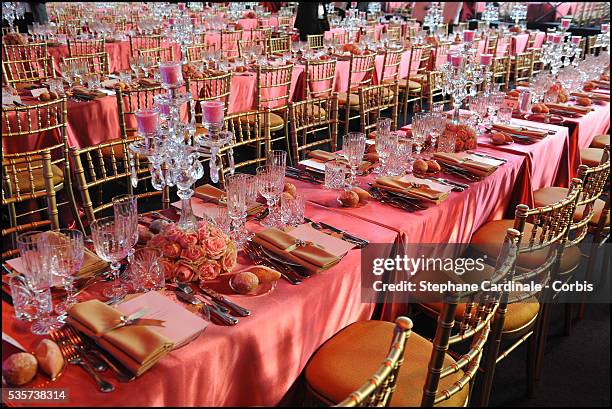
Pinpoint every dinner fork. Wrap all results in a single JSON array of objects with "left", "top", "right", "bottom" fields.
[
  {"left": 55, "top": 336, "right": 115, "bottom": 392},
  {"left": 242, "top": 244, "right": 302, "bottom": 285}
]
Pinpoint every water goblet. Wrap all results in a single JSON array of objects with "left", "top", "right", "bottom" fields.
[
  {"left": 225, "top": 173, "right": 249, "bottom": 247},
  {"left": 45, "top": 229, "right": 84, "bottom": 315},
  {"left": 256, "top": 165, "right": 285, "bottom": 228},
  {"left": 343, "top": 132, "right": 366, "bottom": 188},
  {"left": 324, "top": 160, "right": 347, "bottom": 189},
  {"left": 131, "top": 248, "right": 163, "bottom": 292},
  {"left": 376, "top": 129, "right": 399, "bottom": 176},
  {"left": 91, "top": 216, "right": 129, "bottom": 300}
]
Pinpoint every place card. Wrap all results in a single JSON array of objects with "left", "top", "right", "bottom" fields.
[
  {"left": 400, "top": 174, "right": 453, "bottom": 194},
  {"left": 117, "top": 291, "right": 208, "bottom": 349},
  {"left": 298, "top": 158, "right": 327, "bottom": 172},
  {"left": 287, "top": 223, "right": 356, "bottom": 257},
  {"left": 30, "top": 88, "right": 49, "bottom": 98},
  {"left": 1, "top": 93, "right": 21, "bottom": 106},
  {"left": 502, "top": 98, "right": 519, "bottom": 110}
]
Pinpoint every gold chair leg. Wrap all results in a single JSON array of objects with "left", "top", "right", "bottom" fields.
[{"left": 527, "top": 330, "right": 538, "bottom": 398}]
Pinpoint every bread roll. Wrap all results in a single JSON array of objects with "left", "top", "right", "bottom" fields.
[
  {"left": 34, "top": 339, "right": 64, "bottom": 379},
  {"left": 283, "top": 182, "right": 297, "bottom": 198},
  {"left": 413, "top": 159, "right": 428, "bottom": 173},
  {"left": 2, "top": 353, "right": 38, "bottom": 386},
  {"left": 351, "top": 186, "right": 371, "bottom": 203},
  {"left": 249, "top": 266, "right": 281, "bottom": 283},
  {"left": 426, "top": 160, "right": 441, "bottom": 173},
  {"left": 231, "top": 272, "right": 259, "bottom": 294},
  {"left": 339, "top": 190, "right": 359, "bottom": 207}
]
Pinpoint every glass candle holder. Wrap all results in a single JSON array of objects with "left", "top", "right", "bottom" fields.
[{"left": 159, "top": 61, "right": 184, "bottom": 87}]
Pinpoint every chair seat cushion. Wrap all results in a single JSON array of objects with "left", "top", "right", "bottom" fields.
[
  {"left": 410, "top": 74, "right": 426, "bottom": 83},
  {"left": 590, "top": 134, "right": 609, "bottom": 149},
  {"left": 305, "top": 320, "right": 469, "bottom": 407},
  {"left": 337, "top": 92, "right": 360, "bottom": 107},
  {"left": 580, "top": 147, "right": 605, "bottom": 167},
  {"left": 9, "top": 163, "right": 64, "bottom": 193},
  {"left": 534, "top": 187, "right": 609, "bottom": 227},
  {"left": 471, "top": 219, "right": 582, "bottom": 273},
  {"left": 398, "top": 78, "right": 422, "bottom": 91},
  {"left": 239, "top": 111, "right": 285, "bottom": 131}
]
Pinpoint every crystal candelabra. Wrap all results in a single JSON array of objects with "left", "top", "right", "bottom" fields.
[
  {"left": 2, "top": 2, "right": 26, "bottom": 31},
  {"left": 482, "top": 2, "right": 499, "bottom": 27},
  {"left": 542, "top": 34, "right": 582, "bottom": 76},
  {"left": 510, "top": 3, "right": 527, "bottom": 28},
  {"left": 423, "top": 2, "right": 444, "bottom": 35}
]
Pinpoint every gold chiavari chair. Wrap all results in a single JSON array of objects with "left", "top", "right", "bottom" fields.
[
  {"left": 268, "top": 36, "right": 291, "bottom": 55},
  {"left": 217, "top": 109, "right": 271, "bottom": 187},
  {"left": 238, "top": 38, "right": 268, "bottom": 59},
  {"left": 586, "top": 35, "right": 599, "bottom": 55},
  {"left": 456, "top": 22, "right": 468, "bottom": 32},
  {"left": 304, "top": 58, "right": 337, "bottom": 99},
  {"left": 468, "top": 178, "right": 583, "bottom": 405},
  {"left": 492, "top": 55, "right": 511, "bottom": 91},
  {"left": 380, "top": 47, "right": 403, "bottom": 83},
  {"left": 398, "top": 45, "right": 430, "bottom": 122},
  {"left": 220, "top": 29, "right": 243, "bottom": 59},
  {"left": 186, "top": 72, "right": 232, "bottom": 125},
  {"left": 277, "top": 16, "right": 293, "bottom": 29},
  {"left": 115, "top": 85, "right": 167, "bottom": 141},
  {"left": 306, "top": 228, "right": 520, "bottom": 407},
  {"left": 512, "top": 51, "right": 534, "bottom": 85},
  {"left": 333, "top": 317, "right": 413, "bottom": 407},
  {"left": 288, "top": 94, "right": 339, "bottom": 161},
  {"left": 67, "top": 38, "right": 105, "bottom": 57},
  {"left": 61, "top": 52, "right": 111, "bottom": 76},
  {"left": 137, "top": 47, "right": 174, "bottom": 68},
  {"left": 129, "top": 34, "right": 162, "bottom": 57},
  {"left": 358, "top": 82, "right": 399, "bottom": 134},
  {"left": 2, "top": 42, "right": 48, "bottom": 61},
  {"left": 425, "top": 70, "right": 447, "bottom": 108},
  {"left": 527, "top": 31, "right": 537, "bottom": 49},
  {"left": 533, "top": 146, "right": 610, "bottom": 336},
  {"left": 333, "top": 31, "right": 349, "bottom": 45},
  {"left": 2, "top": 55, "right": 56, "bottom": 87},
  {"left": 68, "top": 137, "right": 169, "bottom": 226},
  {"left": 386, "top": 26, "right": 402, "bottom": 42},
  {"left": 186, "top": 43, "right": 216, "bottom": 64},
  {"left": 338, "top": 51, "right": 376, "bottom": 132},
  {"left": 485, "top": 35, "right": 498, "bottom": 54},
  {"left": 247, "top": 27, "right": 273, "bottom": 41},
  {"left": 529, "top": 48, "right": 544, "bottom": 76},
  {"left": 307, "top": 34, "right": 324, "bottom": 50},
  {"left": 2, "top": 98, "right": 83, "bottom": 257}
]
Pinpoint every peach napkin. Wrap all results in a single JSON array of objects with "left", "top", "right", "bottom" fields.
[
  {"left": 66, "top": 300, "right": 173, "bottom": 376},
  {"left": 373, "top": 176, "right": 449, "bottom": 203},
  {"left": 252, "top": 228, "right": 341, "bottom": 273},
  {"left": 70, "top": 86, "right": 107, "bottom": 99},
  {"left": 544, "top": 102, "right": 591, "bottom": 114},
  {"left": 138, "top": 78, "right": 160, "bottom": 87},
  {"left": 193, "top": 184, "right": 264, "bottom": 216},
  {"left": 571, "top": 92, "right": 610, "bottom": 102},
  {"left": 433, "top": 152, "right": 498, "bottom": 177}
]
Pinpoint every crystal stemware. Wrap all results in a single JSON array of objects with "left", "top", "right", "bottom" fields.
[
  {"left": 91, "top": 216, "right": 129, "bottom": 300},
  {"left": 225, "top": 173, "right": 249, "bottom": 247},
  {"left": 17, "top": 231, "right": 59, "bottom": 335},
  {"left": 113, "top": 194, "right": 138, "bottom": 263},
  {"left": 375, "top": 129, "right": 399, "bottom": 176},
  {"left": 343, "top": 132, "right": 366, "bottom": 187},
  {"left": 45, "top": 229, "right": 84, "bottom": 316},
  {"left": 256, "top": 165, "right": 285, "bottom": 228},
  {"left": 411, "top": 112, "right": 428, "bottom": 157}
]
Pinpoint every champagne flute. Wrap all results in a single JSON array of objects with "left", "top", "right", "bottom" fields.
[{"left": 225, "top": 173, "right": 249, "bottom": 247}]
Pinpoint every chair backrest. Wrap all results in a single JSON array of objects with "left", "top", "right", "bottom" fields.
[
  {"left": 2, "top": 55, "right": 56, "bottom": 86},
  {"left": 386, "top": 26, "right": 402, "bottom": 42},
  {"left": 220, "top": 29, "right": 243, "bottom": 58},
  {"left": 2, "top": 98, "right": 76, "bottom": 256},
  {"left": 67, "top": 38, "right": 105, "bottom": 57},
  {"left": 514, "top": 52, "right": 533, "bottom": 83},
  {"left": 334, "top": 317, "right": 414, "bottom": 407},
  {"left": 2, "top": 42, "right": 48, "bottom": 61},
  {"left": 255, "top": 63, "right": 294, "bottom": 112},
  {"left": 268, "top": 36, "right": 291, "bottom": 55},
  {"left": 304, "top": 58, "right": 337, "bottom": 99},
  {"left": 247, "top": 27, "right": 273, "bottom": 41},
  {"left": 277, "top": 16, "right": 293, "bottom": 28},
  {"left": 186, "top": 72, "right": 232, "bottom": 125},
  {"left": 218, "top": 109, "right": 271, "bottom": 186},
  {"left": 307, "top": 34, "right": 325, "bottom": 50},
  {"left": 357, "top": 82, "right": 400, "bottom": 134},
  {"left": 129, "top": 34, "right": 162, "bottom": 56},
  {"left": 68, "top": 137, "right": 167, "bottom": 225},
  {"left": 238, "top": 38, "right": 268, "bottom": 59},
  {"left": 289, "top": 94, "right": 339, "bottom": 161},
  {"left": 333, "top": 31, "right": 349, "bottom": 45},
  {"left": 381, "top": 47, "right": 404, "bottom": 83},
  {"left": 137, "top": 47, "right": 174, "bottom": 68},
  {"left": 433, "top": 41, "right": 451, "bottom": 68},
  {"left": 420, "top": 228, "right": 520, "bottom": 406},
  {"left": 185, "top": 43, "right": 216, "bottom": 64},
  {"left": 492, "top": 56, "right": 510, "bottom": 90},
  {"left": 346, "top": 52, "right": 376, "bottom": 94},
  {"left": 115, "top": 85, "right": 167, "bottom": 140},
  {"left": 61, "top": 52, "right": 110, "bottom": 76},
  {"left": 485, "top": 35, "right": 498, "bottom": 54}
]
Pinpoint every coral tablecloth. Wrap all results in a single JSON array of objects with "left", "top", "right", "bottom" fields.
[{"left": 2, "top": 202, "right": 399, "bottom": 407}]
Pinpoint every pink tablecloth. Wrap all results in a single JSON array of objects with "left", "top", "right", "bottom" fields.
[{"left": 2, "top": 203, "right": 398, "bottom": 407}]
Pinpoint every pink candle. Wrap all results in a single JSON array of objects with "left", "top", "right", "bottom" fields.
[
  {"left": 178, "top": 3, "right": 185, "bottom": 10},
  {"left": 168, "top": 17, "right": 175, "bottom": 25},
  {"left": 451, "top": 54, "right": 464, "bottom": 68},
  {"left": 546, "top": 33, "right": 554, "bottom": 43},
  {"left": 201, "top": 101, "right": 224, "bottom": 124},
  {"left": 561, "top": 18, "right": 571, "bottom": 30},
  {"left": 551, "top": 34, "right": 562, "bottom": 44},
  {"left": 571, "top": 36, "right": 581, "bottom": 45},
  {"left": 446, "top": 53, "right": 453, "bottom": 63},
  {"left": 463, "top": 30, "right": 475, "bottom": 43},
  {"left": 135, "top": 109, "right": 159, "bottom": 135},
  {"left": 602, "top": 23, "right": 609, "bottom": 33},
  {"left": 480, "top": 54, "right": 493, "bottom": 66},
  {"left": 159, "top": 62, "right": 183, "bottom": 86}
]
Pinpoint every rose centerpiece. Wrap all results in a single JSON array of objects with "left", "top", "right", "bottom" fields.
[{"left": 146, "top": 220, "right": 237, "bottom": 285}]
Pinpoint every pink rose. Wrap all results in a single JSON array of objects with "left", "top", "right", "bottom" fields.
[
  {"left": 179, "top": 232, "right": 199, "bottom": 248},
  {"left": 174, "top": 262, "right": 196, "bottom": 283},
  {"left": 208, "top": 226, "right": 226, "bottom": 240},
  {"left": 196, "top": 226, "right": 210, "bottom": 243},
  {"left": 162, "top": 241, "right": 182, "bottom": 258},
  {"left": 221, "top": 242, "right": 237, "bottom": 273},
  {"left": 164, "top": 226, "right": 185, "bottom": 243},
  {"left": 147, "top": 233, "right": 168, "bottom": 249},
  {"left": 205, "top": 236, "right": 227, "bottom": 259},
  {"left": 159, "top": 259, "right": 176, "bottom": 280},
  {"left": 196, "top": 260, "right": 221, "bottom": 281},
  {"left": 181, "top": 245, "right": 206, "bottom": 263}
]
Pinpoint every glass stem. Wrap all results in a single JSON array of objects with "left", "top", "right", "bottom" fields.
[{"left": 178, "top": 190, "right": 197, "bottom": 231}]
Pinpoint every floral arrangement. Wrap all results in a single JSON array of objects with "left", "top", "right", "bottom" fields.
[
  {"left": 443, "top": 122, "right": 477, "bottom": 152},
  {"left": 546, "top": 82, "right": 569, "bottom": 103},
  {"left": 146, "top": 221, "right": 237, "bottom": 284}
]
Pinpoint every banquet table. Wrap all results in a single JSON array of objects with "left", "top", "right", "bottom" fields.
[{"left": 2, "top": 202, "right": 399, "bottom": 407}]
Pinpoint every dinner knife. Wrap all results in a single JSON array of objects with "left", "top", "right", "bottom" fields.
[
  {"left": 175, "top": 291, "right": 238, "bottom": 326},
  {"left": 198, "top": 285, "right": 251, "bottom": 317},
  {"left": 304, "top": 218, "right": 369, "bottom": 248}
]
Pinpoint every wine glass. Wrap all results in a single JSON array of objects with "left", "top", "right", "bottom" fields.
[
  {"left": 471, "top": 95, "right": 490, "bottom": 134},
  {"left": 91, "top": 216, "right": 129, "bottom": 300},
  {"left": 225, "top": 173, "right": 249, "bottom": 247},
  {"left": 17, "top": 231, "right": 59, "bottom": 335},
  {"left": 256, "top": 165, "right": 285, "bottom": 228},
  {"left": 130, "top": 56, "right": 141, "bottom": 79},
  {"left": 411, "top": 112, "right": 428, "bottom": 157},
  {"left": 397, "top": 134, "right": 414, "bottom": 174},
  {"left": 376, "top": 129, "right": 399, "bottom": 176},
  {"left": 343, "top": 132, "right": 366, "bottom": 187},
  {"left": 429, "top": 112, "right": 447, "bottom": 150},
  {"left": 45, "top": 229, "right": 84, "bottom": 316},
  {"left": 112, "top": 194, "right": 138, "bottom": 263}
]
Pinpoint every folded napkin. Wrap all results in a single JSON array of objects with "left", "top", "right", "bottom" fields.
[
  {"left": 138, "top": 78, "right": 160, "bottom": 87},
  {"left": 544, "top": 103, "right": 591, "bottom": 114},
  {"left": 306, "top": 150, "right": 372, "bottom": 171},
  {"left": 491, "top": 123, "right": 548, "bottom": 139},
  {"left": 194, "top": 184, "right": 264, "bottom": 216},
  {"left": 373, "top": 176, "right": 449, "bottom": 203},
  {"left": 571, "top": 92, "right": 610, "bottom": 102},
  {"left": 252, "top": 228, "right": 341, "bottom": 273},
  {"left": 70, "top": 86, "right": 107, "bottom": 99},
  {"left": 433, "top": 152, "right": 498, "bottom": 177},
  {"left": 66, "top": 300, "right": 173, "bottom": 376}
]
